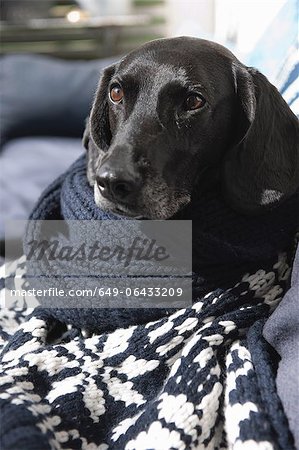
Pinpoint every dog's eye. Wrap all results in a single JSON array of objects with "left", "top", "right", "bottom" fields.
[
  {"left": 184, "top": 94, "right": 206, "bottom": 111},
  {"left": 109, "top": 84, "right": 124, "bottom": 104}
]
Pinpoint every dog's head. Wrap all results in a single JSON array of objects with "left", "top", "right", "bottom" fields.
[{"left": 84, "top": 37, "right": 299, "bottom": 219}]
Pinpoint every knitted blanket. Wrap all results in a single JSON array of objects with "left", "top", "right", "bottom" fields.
[{"left": 0, "top": 155, "right": 298, "bottom": 450}]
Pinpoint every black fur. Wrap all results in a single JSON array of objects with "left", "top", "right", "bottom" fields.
[{"left": 83, "top": 37, "right": 299, "bottom": 218}]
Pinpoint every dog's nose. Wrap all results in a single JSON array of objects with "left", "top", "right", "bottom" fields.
[{"left": 96, "top": 166, "right": 141, "bottom": 203}]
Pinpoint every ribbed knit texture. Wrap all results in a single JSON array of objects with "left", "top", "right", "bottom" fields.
[
  {"left": 0, "top": 154, "right": 298, "bottom": 449},
  {"left": 26, "top": 154, "right": 298, "bottom": 332}
]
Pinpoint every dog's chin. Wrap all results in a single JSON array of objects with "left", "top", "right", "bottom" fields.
[
  {"left": 108, "top": 203, "right": 146, "bottom": 219},
  {"left": 93, "top": 184, "right": 190, "bottom": 220}
]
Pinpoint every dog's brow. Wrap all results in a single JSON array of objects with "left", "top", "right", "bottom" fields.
[
  {"left": 122, "top": 56, "right": 187, "bottom": 80},
  {"left": 185, "top": 82, "right": 206, "bottom": 91},
  {"left": 110, "top": 74, "right": 138, "bottom": 89}
]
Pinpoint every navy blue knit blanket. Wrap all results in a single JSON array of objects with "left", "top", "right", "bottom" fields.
[{"left": 0, "top": 155, "right": 298, "bottom": 449}]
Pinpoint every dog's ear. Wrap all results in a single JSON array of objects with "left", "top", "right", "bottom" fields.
[
  {"left": 223, "top": 64, "right": 299, "bottom": 214},
  {"left": 89, "top": 64, "right": 116, "bottom": 151},
  {"left": 82, "top": 117, "right": 90, "bottom": 150},
  {"left": 82, "top": 65, "right": 116, "bottom": 185}
]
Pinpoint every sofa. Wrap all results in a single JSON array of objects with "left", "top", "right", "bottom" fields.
[{"left": 0, "top": 54, "right": 117, "bottom": 250}]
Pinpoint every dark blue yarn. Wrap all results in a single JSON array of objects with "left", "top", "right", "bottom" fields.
[{"left": 27, "top": 154, "right": 299, "bottom": 332}]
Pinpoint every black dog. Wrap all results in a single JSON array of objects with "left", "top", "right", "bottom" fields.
[{"left": 83, "top": 37, "right": 299, "bottom": 219}]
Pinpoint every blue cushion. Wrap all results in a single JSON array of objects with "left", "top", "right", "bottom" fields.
[
  {"left": 0, "top": 137, "right": 83, "bottom": 238},
  {"left": 0, "top": 54, "right": 116, "bottom": 143},
  {"left": 0, "top": 54, "right": 117, "bottom": 240}
]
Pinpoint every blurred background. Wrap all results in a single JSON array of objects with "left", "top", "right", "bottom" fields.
[
  {"left": 0, "top": 0, "right": 298, "bottom": 259},
  {"left": 1, "top": 0, "right": 296, "bottom": 68}
]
